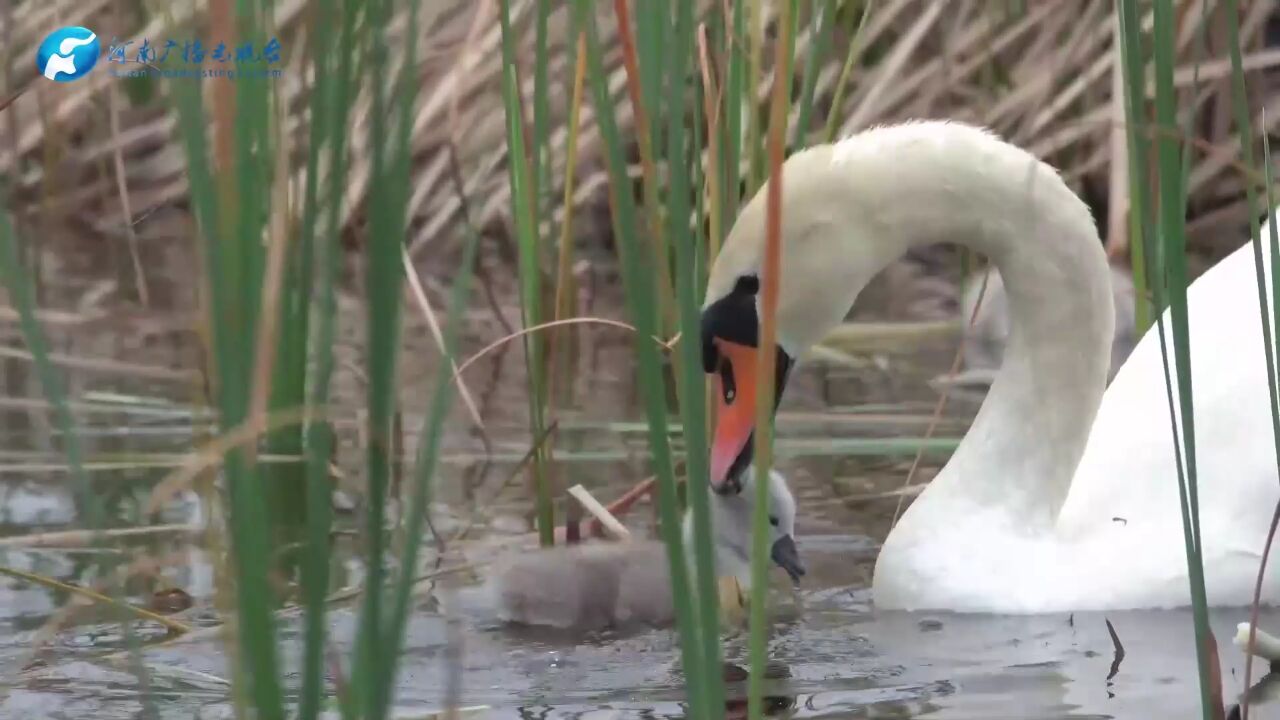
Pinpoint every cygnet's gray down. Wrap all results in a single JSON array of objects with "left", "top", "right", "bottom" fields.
[
  {"left": 959, "top": 263, "right": 1137, "bottom": 385},
  {"left": 492, "top": 469, "right": 804, "bottom": 631}
]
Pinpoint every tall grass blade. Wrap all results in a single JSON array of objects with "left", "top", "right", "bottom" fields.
[
  {"left": 666, "top": 1, "right": 725, "bottom": 718},
  {"left": 572, "top": 3, "right": 710, "bottom": 718},
  {"left": 1242, "top": 115, "right": 1280, "bottom": 720},
  {"left": 793, "top": 0, "right": 835, "bottom": 150},
  {"left": 611, "top": 0, "right": 677, "bottom": 338},
  {"left": 0, "top": 189, "right": 92, "bottom": 527},
  {"left": 532, "top": 0, "right": 552, "bottom": 204},
  {"left": 349, "top": 0, "right": 416, "bottom": 712},
  {"left": 723, "top": 0, "right": 747, "bottom": 224},
  {"left": 297, "top": 0, "right": 363, "bottom": 716},
  {"left": 744, "top": 0, "right": 764, "bottom": 193},
  {"left": 1224, "top": 0, "right": 1280, "bottom": 485},
  {"left": 1148, "top": 1, "right": 1215, "bottom": 716},
  {"left": 498, "top": 0, "right": 555, "bottom": 548},
  {"left": 378, "top": 161, "right": 476, "bottom": 720},
  {"left": 168, "top": 8, "right": 284, "bottom": 715},
  {"left": 823, "top": 0, "right": 873, "bottom": 144}
]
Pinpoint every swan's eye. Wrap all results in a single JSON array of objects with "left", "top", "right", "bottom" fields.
[
  {"left": 768, "top": 515, "right": 779, "bottom": 527},
  {"left": 719, "top": 357, "right": 736, "bottom": 404}
]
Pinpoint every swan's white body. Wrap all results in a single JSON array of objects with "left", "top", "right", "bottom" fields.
[
  {"left": 883, "top": 232, "right": 1280, "bottom": 612},
  {"left": 705, "top": 120, "right": 1280, "bottom": 613}
]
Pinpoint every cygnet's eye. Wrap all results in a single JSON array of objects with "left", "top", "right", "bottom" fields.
[{"left": 768, "top": 515, "right": 779, "bottom": 527}]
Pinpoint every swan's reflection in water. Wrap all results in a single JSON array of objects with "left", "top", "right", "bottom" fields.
[{"left": 1228, "top": 665, "right": 1280, "bottom": 720}]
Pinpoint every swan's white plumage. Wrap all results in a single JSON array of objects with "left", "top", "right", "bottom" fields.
[
  {"left": 708, "top": 119, "right": 1280, "bottom": 612},
  {"left": 883, "top": 219, "right": 1280, "bottom": 613},
  {"left": 1053, "top": 235, "right": 1280, "bottom": 608}
]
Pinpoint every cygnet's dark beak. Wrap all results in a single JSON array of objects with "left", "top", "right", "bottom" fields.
[{"left": 770, "top": 535, "right": 805, "bottom": 585}]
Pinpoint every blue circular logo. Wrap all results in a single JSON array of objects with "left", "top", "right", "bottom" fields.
[{"left": 35, "top": 27, "right": 101, "bottom": 82}]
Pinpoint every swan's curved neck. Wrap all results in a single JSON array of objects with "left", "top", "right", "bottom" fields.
[{"left": 772, "top": 124, "right": 1113, "bottom": 526}]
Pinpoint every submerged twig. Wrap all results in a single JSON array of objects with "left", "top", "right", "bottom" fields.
[
  {"left": 0, "top": 565, "right": 193, "bottom": 635},
  {"left": 1104, "top": 617, "right": 1125, "bottom": 681},
  {"left": 1240, "top": 498, "right": 1280, "bottom": 719},
  {"left": 0, "top": 523, "right": 201, "bottom": 548},
  {"left": 567, "top": 483, "right": 631, "bottom": 540}
]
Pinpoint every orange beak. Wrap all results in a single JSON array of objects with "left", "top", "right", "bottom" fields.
[{"left": 710, "top": 340, "right": 759, "bottom": 493}]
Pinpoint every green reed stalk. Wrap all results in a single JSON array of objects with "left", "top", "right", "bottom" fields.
[
  {"left": 573, "top": 3, "right": 713, "bottom": 718},
  {"left": 749, "top": 2, "right": 792, "bottom": 718},
  {"left": 1116, "top": 0, "right": 1155, "bottom": 337},
  {"left": 613, "top": 0, "right": 678, "bottom": 340},
  {"left": 1227, "top": 1, "right": 1280, "bottom": 711},
  {"left": 1137, "top": 1, "right": 1215, "bottom": 716},
  {"left": 691, "top": 59, "right": 709, "bottom": 287},
  {"left": 377, "top": 155, "right": 476, "bottom": 720},
  {"left": 533, "top": 0, "right": 552, "bottom": 203},
  {"left": 1225, "top": 0, "right": 1280, "bottom": 478},
  {"left": 0, "top": 189, "right": 92, "bottom": 531},
  {"left": 823, "top": 0, "right": 873, "bottom": 144},
  {"left": 636, "top": 1, "right": 664, "bottom": 141},
  {"left": 357, "top": 2, "right": 422, "bottom": 718},
  {"left": 349, "top": 0, "right": 409, "bottom": 713},
  {"left": 296, "top": 0, "right": 362, "bottom": 716},
  {"left": 1243, "top": 124, "right": 1280, "bottom": 720},
  {"left": 498, "top": 0, "right": 554, "bottom": 547},
  {"left": 793, "top": 0, "right": 835, "bottom": 150},
  {"left": 744, "top": 0, "right": 764, "bottom": 193},
  {"left": 163, "top": 2, "right": 423, "bottom": 718},
  {"left": 530, "top": 0, "right": 555, "bottom": 434},
  {"left": 723, "top": 0, "right": 746, "bottom": 225},
  {"left": 246, "top": 10, "right": 308, "bottom": 550},
  {"left": 667, "top": 1, "right": 725, "bottom": 718},
  {"left": 169, "top": 5, "right": 286, "bottom": 714}
]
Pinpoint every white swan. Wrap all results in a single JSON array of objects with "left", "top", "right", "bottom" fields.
[
  {"left": 492, "top": 468, "right": 803, "bottom": 630},
  {"left": 699, "top": 119, "right": 1280, "bottom": 612}
]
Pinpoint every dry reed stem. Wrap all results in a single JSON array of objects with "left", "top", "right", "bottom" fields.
[
  {"left": 449, "top": 316, "right": 672, "bottom": 381},
  {"left": 0, "top": 345, "right": 199, "bottom": 382},
  {"left": 1106, "top": 4, "right": 1131, "bottom": 258},
  {"left": 844, "top": 0, "right": 943, "bottom": 131},
  {"left": 106, "top": 83, "right": 149, "bottom": 306},
  {"left": 0, "top": 0, "right": 1271, "bottom": 265},
  {"left": 401, "top": 248, "right": 485, "bottom": 432}
]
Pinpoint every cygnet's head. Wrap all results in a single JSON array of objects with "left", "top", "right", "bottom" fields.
[{"left": 701, "top": 466, "right": 805, "bottom": 585}]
